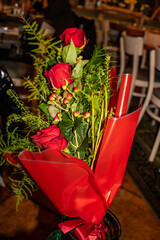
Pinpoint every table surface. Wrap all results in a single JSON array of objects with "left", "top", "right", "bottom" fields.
[
  {"left": 0, "top": 25, "right": 19, "bottom": 36},
  {"left": 73, "top": 5, "right": 160, "bottom": 30}
]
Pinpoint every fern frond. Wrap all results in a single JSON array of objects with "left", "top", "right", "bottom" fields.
[
  {"left": 0, "top": 155, "right": 5, "bottom": 166},
  {"left": 9, "top": 170, "right": 38, "bottom": 210}
]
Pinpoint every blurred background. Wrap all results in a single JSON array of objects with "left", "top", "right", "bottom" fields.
[{"left": 0, "top": 0, "right": 160, "bottom": 239}]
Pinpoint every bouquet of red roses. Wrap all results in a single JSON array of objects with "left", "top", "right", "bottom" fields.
[{"left": 1, "top": 23, "right": 140, "bottom": 240}]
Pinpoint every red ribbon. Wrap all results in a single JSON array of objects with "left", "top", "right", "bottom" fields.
[{"left": 59, "top": 218, "right": 108, "bottom": 240}]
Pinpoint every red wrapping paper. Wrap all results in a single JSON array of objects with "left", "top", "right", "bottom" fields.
[
  {"left": 115, "top": 74, "right": 132, "bottom": 117},
  {"left": 3, "top": 153, "right": 20, "bottom": 166},
  {"left": 59, "top": 218, "right": 107, "bottom": 240},
  {"left": 18, "top": 149, "right": 107, "bottom": 224},
  {"left": 94, "top": 73, "right": 140, "bottom": 205},
  {"left": 15, "top": 73, "right": 140, "bottom": 239},
  {"left": 94, "top": 108, "right": 140, "bottom": 206}
]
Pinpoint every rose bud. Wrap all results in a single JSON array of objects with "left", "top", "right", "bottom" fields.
[
  {"left": 54, "top": 116, "right": 59, "bottom": 122},
  {"left": 67, "top": 93, "right": 73, "bottom": 99},
  {"left": 49, "top": 93, "right": 57, "bottom": 101},
  {"left": 59, "top": 28, "right": 89, "bottom": 49},
  {"left": 74, "top": 87, "right": 79, "bottom": 93},
  {"left": 64, "top": 98, "right": 69, "bottom": 104},
  {"left": 44, "top": 63, "right": 73, "bottom": 89},
  {"left": 73, "top": 111, "right": 80, "bottom": 117},
  {"left": 83, "top": 112, "right": 90, "bottom": 118}
]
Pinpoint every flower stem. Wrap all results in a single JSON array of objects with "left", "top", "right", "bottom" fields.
[
  {"left": 91, "top": 92, "right": 95, "bottom": 153},
  {"left": 74, "top": 130, "right": 80, "bottom": 159},
  {"left": 67, "top": 87, "right": 77, "bottom": 100},
  {"left": 91, "top": 100, "right": 104, "bottom": 171},
  {"left": 49, "top": 101, "right": 67, "bottom": 112},
  {"left": 104, "top": 85, "right": 108, "bottom": 126}
]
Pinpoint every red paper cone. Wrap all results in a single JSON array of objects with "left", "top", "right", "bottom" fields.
[
  {"left": 94, "top": 73, "right": 140, "bottom": 207},
  {"left": 17, "top": 72, "right": 140, "bottom": 228},
  {"left": 94, "top": 74, "right": 140, "bottom": 206},
  {"left": 18, "top": 149, "right": 106, "bottom": 224},
  {"left": 3, "top": 153, "right": 23, "bottom": 170},
  {"left": 3, "top": 153, "right": 19, "bottom": 165},
  {"left": 115, "top": 74, "right": 132, "bottom": 117}
]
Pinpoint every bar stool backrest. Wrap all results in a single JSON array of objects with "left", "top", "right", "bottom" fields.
[{"left": 155, "top": 46, "right": 160, "bottom": 71}]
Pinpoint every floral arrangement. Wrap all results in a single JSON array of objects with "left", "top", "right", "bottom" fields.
[{"left": 0, "top": 20, "right": 140, "bottom": 239}]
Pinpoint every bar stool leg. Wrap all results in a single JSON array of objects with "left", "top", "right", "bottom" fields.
[{"left": 149, "top": 127, "right": 160, "bottom": 162}]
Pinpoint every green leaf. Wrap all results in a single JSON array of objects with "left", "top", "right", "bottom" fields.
[
  {"left": 78, "top": 136, "right": 88, "bottom": 151},
  {"left": 48, "top": 59, "right": 57, "bottom": 66},
  {"left": 77, "top": 137, "right": 88, "bottom": 159},
  {"left": 67, "top": 143, "right": 76, "bottom": 153},
  {"left": 59, "top": 113, "right": 88, "bottom": 150},
  {"left": 74, "top": 118, "right": 83, "bottom": 129},
  {"left": 48, "top": 105, "right": 59, "bottom": 118},
  {"left": 76, "top": 122, "right": 88, "bottom": 146},
  {"left": 72, "top": 60, "right": 89, "bottom": 79},
  {"left": 62, "top": 40, "right": 77, "bottom": 65},
  {"left": 71, "top": 102, "right": 79, "bottom": 113},
  {"left": 38, "top": 103, "right": 53, "bottom": 120},
  {"left": 58, "top": 112, "right": 74, "bottom": 142}
]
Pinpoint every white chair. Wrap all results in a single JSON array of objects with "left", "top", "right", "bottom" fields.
[
  {"left": 141, "top": 30, "right": 160, "bottom": 69},
  {"left": 146, "top": 90, "right": 160, "bottom": 162},
  {"left": 145, "top": 47, "right": 160, "bottom": 162},
  {"left": 119, "top": 32, "right": 160, "bottom": 124}
]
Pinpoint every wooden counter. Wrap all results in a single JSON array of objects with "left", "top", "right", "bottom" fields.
[{"left": 72, "top": 5, "right": 160, "bottom": 30}]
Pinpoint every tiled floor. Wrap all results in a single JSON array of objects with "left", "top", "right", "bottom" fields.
[{"left": 0, "top": 168, "right": 160, "bottom": 240}]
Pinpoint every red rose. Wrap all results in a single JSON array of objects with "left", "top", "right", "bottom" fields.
[
  {"left": 45, "top": 63, "right": 73, "bottom": 89},
  {"left": 31, "top": 125, "right": 68, "bottom": 150},
  {"left": 59, "top": 28, "right": 89, "bottom": 49}
]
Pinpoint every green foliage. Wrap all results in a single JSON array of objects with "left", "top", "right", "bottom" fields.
[
  {"left": 0, "top": 135, "right": 6, "bottom": 166},
  {"left": 59, "top": 112, "right": 89, "bottom": 159},
  {"left": 0, "top": 127, "right": 39, "bottom": 156},
  {"left": 7, "top": 89, "right": 51, "bottom": 132},
  {"left": 72, "top": 59, "right": 89, "bottom": 80},
  {"left": 9, "top": 166, "right": 38, "bottom": 210},
  {"left": 0, "top": 17, "right": 114, "bottom": 207},
  {"left": 82, "top": 47, "right": 111, "bottom": 97},
  {"left": 62, "top": 40, "right": 77, "bottom": 65},
  {"left": 75, "top": 47, "right": 112, "bottom": 163},
  {"left": 22, "top": 19, "right": 61, "bottom": 103}
]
